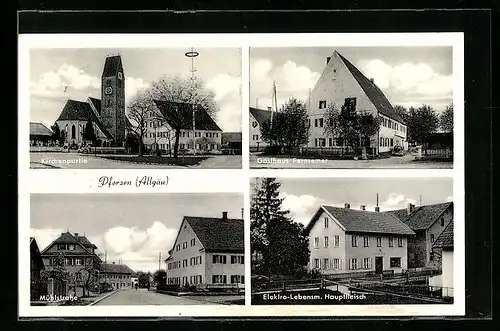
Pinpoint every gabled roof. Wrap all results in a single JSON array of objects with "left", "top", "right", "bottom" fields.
[
  {"left": 30, "top": 237, "right": 45, "bottom": 268},
  {"left": 154, "top": 100, "right": 222, "bottom": 131},
  {"left": 433, "top": 220, "right": 453, "bottom": 249},
  {"left": 88, "top": 97, "right": 102, "bottom": 115},
  {"left": 30, "top": 122, "right": 53, "bottom": 136},
  {"left": 249, "top": 107, "right": 272, "bottom": 127},
  {"left": 336, "top": 51, "right": 405, "bottom": 124},
  {"left": 387, "top": 202, "right": 453, "bottom": 231},
  {"left": 222, "top": 132, "right": 242, "bottom": 144},
  {"left": 56, "top": 99, "right": 114, "bottom": 140},
  {"left": 186, "top": 216, "right": 244, "bottom": 253},
  {"left": 41, "top": 231, "right": 100, "bottom": 259},
  {"left": 101, "top": 263, "right": 135, "bottom": 275},
  {"left": 305, "top": 205, "right": 415, "bottom": 236},
  {"left": 102, "top": 55, "right": 123, "bottom": 77}
]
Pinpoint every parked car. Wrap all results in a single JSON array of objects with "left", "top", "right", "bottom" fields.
[{"left": 392, "top": 145, "right": 405, "bottom": 156}]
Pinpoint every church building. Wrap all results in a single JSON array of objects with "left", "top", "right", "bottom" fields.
[
  {"left": 305, "top": 50, "right": 408, "bottom": 155},
  {"left": 54, "top": 55, "right": 127, "bottom": 148}
]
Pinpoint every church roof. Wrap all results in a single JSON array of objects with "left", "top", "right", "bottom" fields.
[
  {"left": 249, "top": 107, "right": 273, "bottom": 127},
  {"left": 30, "top": 122, "right": 53, "bottom": 136},
  {"left": 88, "top": 97, "right": 101, "bottom": 115},
  {"left": 56, "top": 99, "right": 114, "bottom": 140},
  {"left": 153, "top": 100, "right": 222, "bottom": 131},
  {"left": 336, "top": 51, "right": 405, "bottom": 124},
  {"left": 102, "top": 55, "right": 122, "bottom": 77}
]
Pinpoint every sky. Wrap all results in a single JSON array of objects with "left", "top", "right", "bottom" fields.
[
  {"left": 250, "top": 46, "right": 453, "bottom": 113},
  {"left": 29, "top": 48, "right": 242, "bottom": 132},
  {"left": 251, "top": 177, "right": 453, "bottom": 226},
  {"left": 30, "top": 193, "right": 243, "bottom": 273}
]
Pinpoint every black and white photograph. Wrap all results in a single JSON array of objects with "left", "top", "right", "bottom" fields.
[
  {"left": 249, "top": 47, "right": 455, "bottom": 169},
  {"left": 29, "top": 47, "right": 242, "bottom": 169},
  {"left": 29, "top": 193, "right": 245, "bottom": 306},
  {"left": 250, "top": 177, "right": 455, "bottom": 305}
]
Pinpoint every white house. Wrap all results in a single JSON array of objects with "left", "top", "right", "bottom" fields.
[
  {"left": 304, "top": 204, "right": 415, "bottom": 275},
  {"left": 429, "top": 220, "right": 454, "bottom": 298},
  {"left": 165, "top": 212, "right": 244, "bottom": 289},
  {"left": 142, "top": 100, "right": 223, "bottom": 154},
  {"left": 249, "top": 107, "right": 273, "bottom": 150},
  {"left": 305, "top": 50, "right": 408, "bottom": 155}
]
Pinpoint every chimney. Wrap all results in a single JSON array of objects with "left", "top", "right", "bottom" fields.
[
  {"left": 61, "top": 233, "right": 65, "bottom": 236},
  {"left": 344, "top": 203, "right": 350, "bottom": 209},
  {"left": 375, "top": 206, "right": 380, "bottom": 212},
  {"left": 370, "top": 78, "right": 374, "bottom": 84},
  {"left": 222, "top": 211, "right": 228, "bottom": 220},
  {"left": 267, "top": 107, "right": 272, "bottom": 111},
  {"left": 360, "top": 205, "right": 366, "bottom": 211},
  {"left": 112, "top": 262, "right": 115, "bottom": 264},
  {"left": 407, "top": 203, "right": 415, "bottom": 215},
  {"left": 326, "top": 56, "right": 332, "bottom": 64},
  {"left": 74, "top": 233, "right": 78, "bottom": 237}
]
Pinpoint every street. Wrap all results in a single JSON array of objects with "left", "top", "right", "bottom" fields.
[
  {"left": 249, "top": 153, "right": 453, "bottom": 169},
  {"left": 30, "top": 152, "right": 242, "bottom": 169},
  {"left": 94, "top": 288, "right": 223, "bottom": 305}
]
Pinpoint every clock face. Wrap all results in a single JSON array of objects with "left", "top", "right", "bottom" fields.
[
  {"left": 105, "top": 86, "right": 113, "bottom": 94},
  {"left": 118, "top": 72, "right": 123, "bottom": 80}
]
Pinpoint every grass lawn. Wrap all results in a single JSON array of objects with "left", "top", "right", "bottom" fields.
[{"left": 99, "top": 155, "right": 209, "bottom": 166}]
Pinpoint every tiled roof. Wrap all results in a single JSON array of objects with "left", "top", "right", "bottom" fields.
[
  {"left": 154, "top": 100, "right": 222, "bottom": 131},
  {"left": 41, "top": 231, "right": 99, "bottom": 257},
  {"left": 249, "top": 107, "right": 273, "bottom": 127},
  {"left": 433, "top": 220, "right": 453, "bottom": 249},
  {"left": 336, "top": 51, "right": 405, "bottom": 124},
  {"left": 102, "top": 55, "right": 122, "bottom": 77},
  {"left": 385, "top": 208, "right": 411, "bottom": 223},
  {"left": 56, "top": 99, "right": 114, "bottom": 140},
  {"left": 30, "top": 122, "right": 53, "bottom": 136},
  {"left": 88, "top": 97, "right": 101, "bottom": 115},
  {"left": 305, "top": 205, "right": 415, "bottom": 236},
  {"left": 101, "top": 263, "right": 135, "bottom": 275},
  {"left": 389, "top": 202, "right": 453, "bottom": 231},
  {"left": 186, "top": 216, "right": 244, "bottom": 253},
  {"left": 222, "top": 132, "right": 242, "bottom": 144}
]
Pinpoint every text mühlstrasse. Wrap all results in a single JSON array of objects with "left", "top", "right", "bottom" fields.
[{"left": 98, "top": 176, "right": 169, "bottom": 188}]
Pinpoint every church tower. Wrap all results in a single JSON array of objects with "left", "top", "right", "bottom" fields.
[{"left": 101, "top": 55, "right": 126, "bottom": 147}]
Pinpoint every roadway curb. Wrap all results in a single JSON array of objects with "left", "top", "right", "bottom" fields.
[{"left": 87, "top": 290, "right": 119, "bottom": 306}]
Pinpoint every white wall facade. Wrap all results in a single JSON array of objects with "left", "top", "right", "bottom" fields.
[
  {"left": 441, "top": 250, "right": 454, "bottom": 297},
  {"left": 56, "top": 120, "right": 111, "bottom": 146},
  {"left": 378, "top": 113, "right": 408, "bottom": 153},
  {"left": 249, "top": 113, "right": 268, "bottom": 149},
  {"left": 205, "top": 252, "right": 245, "bottom": 288},
  {"left": 426, "top": 207, "right": 454, "bottom": 267}
]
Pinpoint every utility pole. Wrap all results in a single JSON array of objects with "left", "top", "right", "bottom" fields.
[
  {"left": 158, "top": 252, "right": 161, "bottom": 271},
  {"left": 185, "top": 48, "right": 199, "bottom": 155}
]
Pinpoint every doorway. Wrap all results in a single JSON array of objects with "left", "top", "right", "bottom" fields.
[{"left": 375, "top": 257, "right": 383, "bottom": 274}]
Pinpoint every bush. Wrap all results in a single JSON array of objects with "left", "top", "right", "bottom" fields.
[{"left": 263, "top": 145, "right": 282, "bottom": 155}]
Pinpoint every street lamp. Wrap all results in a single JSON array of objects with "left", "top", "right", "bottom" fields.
[{"left": 185, "top": 48, "right": 199, "bottom": 155}]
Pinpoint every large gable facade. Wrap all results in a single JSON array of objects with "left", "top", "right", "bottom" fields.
[
  {"left": 249, "top": 107, "right": 273, "bottom": 150},
  {"left": 305, "top": 51, "right": 408, "bottom": 154}
]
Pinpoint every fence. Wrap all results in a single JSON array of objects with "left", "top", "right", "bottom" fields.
[{"left": 423, "top": 149, "right": 453, "bottom": 159}]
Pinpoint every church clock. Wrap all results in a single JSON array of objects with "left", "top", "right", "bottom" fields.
[{"left": 105, "top": 86, "right": 113, "bottom": 94}]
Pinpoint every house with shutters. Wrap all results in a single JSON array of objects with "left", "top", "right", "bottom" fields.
[
  {"left": 54, "top": 55, "right": 131, "bottom": 148},
  {"left": 304, "top": 204, "right": 415, "bottom": 275},
  {"left": 249, "top": 107, "right": 273, "bottom": 150},
  {"left": 40, "top": 231, "right": 102, "bottom": 288},
  {"left": 142, "top": 100, "right": 223, "bottom": 154},
  {"left": 100, "top": 262, "right": 136, "bottom": 290},
  {"left": 165, "top": 212, "right": 245, "bottom": 289},
  {"left": 305, "top": 50, "right": 407, "bottom": 155},
  {"left": 385, "top": 202, "right": 453, "bottom": 269}
]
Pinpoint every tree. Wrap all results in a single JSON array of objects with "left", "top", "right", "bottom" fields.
[
  {"left": 324, "top": 101, "right": 360, "bottom": 152},
  {"left": 149, "top": 75, "right": 218, "bottom": 158},
  {"left": 440, "top": 104, "right": 453, "bottom": 132},
  {"left": 250, "top": 178, "right": 310, "bottom": 277},
  {"left": 153, "top": 269, "right": 167, "bottom": 288},
  {"left": 82, "top": 119, "right": 97, "bottom": 145},
  {"left": 393, "top": 105, "right": 409, "bottom": 124},
  {"left": 260, "top": 98, "right": 309, "bottom": 149},
  {"left": 127, "top": 90, "right": 153, "bottom": 156},
  {"left": 50, "top": 123, "right": 65, "bottom": 146},
  {"left": 406, "top": 104, "right": 439, "bottom": 145},
  {"left": 37, "top": 252, "right": 70, "bottom": 299},
  {"left": 358, "top": 111, "right": 380, "bottom": 148},
  {"left": 137, "top": 271, "right": 152, "bottom": 288},
  {"left": 74, "top": 256, "right": 102, "bottom": 297}
]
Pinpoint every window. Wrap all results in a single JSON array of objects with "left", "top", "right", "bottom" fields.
[
  {"left": 319, "top": 138, "right": 326, "bottom": 147},
  {"left": 252, "top": 135, "right": 258, "bottom": 140},
  {"left": 351, "top": 235, "right": 358, "bottom": 247},
  {"left": 314, "top": 119, "right": 318, "bottom": 127},
  {"left": 319, "top": 100, "right": 327, "bottom": 109},
  {"left": 363, "top": 236, "right": 369, "bottom": 247},
  {"left": 212, "top": 275, "right": 227, "bottom": 284},
  {"left": 71, "top": 125, "right": 76, "bottom": 139},
  {"left": 324, "top": 236, "right": 329, "bottom": 248},
  {"left": 323, "top": 258, "right": 329, "bottom": 270},
  {"left": 380, "top": 137, "right": 383, "bottom": 146},
  {"left": 318, "top": 118, "right": 324, "bottom": 127},
  {"left": 441, "top": 218, "right": 445, "bottom": 226},
  {"left": 75, "top": 258, "right": 82, "bottom": 265},
  {"left": 314, "top": 237, "right": 319, "bottom": 248},
  {"left": 430, "top": 252, "right": 435, "bottom": 261},
  {"left": 231, "top": 275, "right": 244, "bottom": 284},
  {"left": 333, "top": 258, "right": 340, "bottom": 270},
  {"left": 385, "top": 138, "right": 389, "bottom": 146},
  {"left": 363, "top": 257, "right": 371, "bottom": 269},
  {"left": 182, "top": 242, "right": 188, "bottom": 249},
  {"left": 314, "top": 258, "right": 320, "bottom": 269},
  {"left": 190, "top": 238, "right": 196, "bottom": 246},
  {"left": 334, "top": 235, "right": 339, "bottom": 247},
  {"left": 351, "top": 258, "right": 358, "bottom": 270},
  {"left": 430, "top": 234, "right": 435, "bottom": 242},
  {"left": 231, "top": 256, "right": 244, "bottom": 264},
  {"left": 176, "top": 245, "right": 180, "bottom": 251},
  {"left": 182, "top": 259, "right": 188, "bottom": 267},
  {"left": 398, "top": 237, "right": 403, "bottom": 247},
  {"left": 390, "top": 257, "right": 401, "bottom": 268},
  {"left": 324, "top": 217, "right": 329, "bottom": 228},
  {"left": 212, "top": 255, "right": 227, "bottom": 264},
  {"left": 376, "top": 237, "right": 382, "bottom": 247},
  {"left": 390, "top": 138, "right": 394, "bottom": 147},
  {"left": 388, "top": 238, "right": 394, "bottom": 247}
]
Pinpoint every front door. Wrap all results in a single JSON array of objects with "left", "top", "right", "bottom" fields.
[{"left": 375, "top": 257, "right": 383, "bottom": 274}]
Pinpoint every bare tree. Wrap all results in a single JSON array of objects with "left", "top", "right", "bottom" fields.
[
  {"left": 127, "top": 89, "right": 155, "bottom": 156},
  {"left": 149, "top": 75, "right": 218, "bottom": 158}
]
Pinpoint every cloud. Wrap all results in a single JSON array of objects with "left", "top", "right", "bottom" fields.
[
  {"left": 125, "top": 77, "right": 150, "bottom": 103},
  {"left": 206, "top": 73, "right": 242, "bottom": 132},
  {"left": 30, "top": 228, "right": 65, "bottom": 252},
  {"left": 380, "top": 193, "right": 417, "bottom": 210},
  {"left": 280, "top": 192, "right": 323, "bottom": 226}
]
